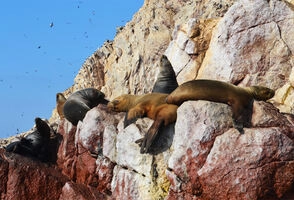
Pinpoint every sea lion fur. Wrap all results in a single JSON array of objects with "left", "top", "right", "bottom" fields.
[
  {"left": 60, "top": 88, "right": 109, "bottom": 126},
  {"left": 166, "top": 79, "right": 275, "bottom": 132},
  {"left": 56, "top": 93, "right": 66, "bottom": 119},
  {"left": 5, "top": 118, "right": 57, "bottom": 162},
  {"left": 108, "top": 93, "right": 178, "bottom": 153},
  {"left": 152, "top": 55, "right": 178, "bottom": 94}
]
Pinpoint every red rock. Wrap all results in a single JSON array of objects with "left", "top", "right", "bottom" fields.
[
  {"left": 57, "top": 119, "right": 77, "bottom": 180},
  {"left": 0, "top": 148, "right": 68, "bottom": 200},
  {"left": 252, "top": 101, "right": 294, "bottom": 140},
  {"left": 197, "top": 128, "right": 294, "bottom": 199},
  {"left": 2, "top": 0, "right": 294, "bottom": 199},
  {"left": 75, "top": 147, "right": 97, "bottom": 185},
  {"left": 59, "top": 181, "right": 108, "bottom": 200},
  {"left": 57, "top": 106, "right": 118, "bottom": 196},
  {"left": 96, "top": 156, "right": 115, "bottom": 194}
]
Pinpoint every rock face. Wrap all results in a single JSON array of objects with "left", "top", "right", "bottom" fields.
[
  {"left": 1, "top": 0, "right": 294, "bottom": 199},
  {"left": 0, "top": 148, "right": 68, "bottom": 200}
]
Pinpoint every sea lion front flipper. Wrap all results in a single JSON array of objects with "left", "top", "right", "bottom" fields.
[
  {"left": 231, "top": 101, "right": 253, "bottom": 134},
  {"left": 139, "top": 119, "right": 164, "bottom": 154},
  {"left": 135, "top": 138, "right": 143, "bottom": 146},
  {"left": 123, "top": 112, "right": 137, "bottom": 128},
  {"left": 124, "top": 106, "right": 146, "bottom": 128}
]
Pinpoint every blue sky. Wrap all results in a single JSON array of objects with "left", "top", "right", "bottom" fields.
[{"left": 0, "top": 0, "right": 144, "bottom": 138}]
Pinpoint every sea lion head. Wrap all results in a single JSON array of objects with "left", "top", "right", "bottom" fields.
[
  {"left": 160, "top": 55, "right": 169, "bottom": 67},
  {"left": 79, "top": 88, "right": 108, "bottom": 106},
  {"left": 107, "top": 94, "right": 134, "bottom": 112},
  {"left": 56, "top": 93, "right": 66, "bottom": 103},
  {"left": 35, "top": 117, "right": 51, "bottom": 139},
  {"left": 248, "top": 86, "right": 275, "bottom": 101},
  {"left": 56, "top": 93, "right": 67, "bottom": 118}
]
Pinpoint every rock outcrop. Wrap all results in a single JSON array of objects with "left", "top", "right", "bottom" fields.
[{"left": 1, "top": 0, "right": 294, "bottom": 199}]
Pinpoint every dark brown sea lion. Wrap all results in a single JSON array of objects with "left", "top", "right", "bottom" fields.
[
  {"left": 152, "top": 55, "right": 178, "bottom": 94},
  {"left": 166, "top": 79, "right": 275, "bottom": 132},
  {"left": 61, "top": 88, "right": 109, "bottom": 126},
  {"left": 107, "top": 93, "right": 178, "bottom": 153},
  {"left": 5, "top": 118, "right": 60, "bottom": 163}
]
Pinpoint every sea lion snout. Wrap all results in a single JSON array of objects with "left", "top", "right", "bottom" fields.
[
  {"left": 249, "top": 86, "right": 275, "bottom": 101},
  {"left": 107, "top": 102, "right": 115, "bottom": 111},
  {"left": 107, "top": 100, "right": 120, "bottom": 112}
]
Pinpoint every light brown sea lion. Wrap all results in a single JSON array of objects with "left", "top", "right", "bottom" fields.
[
  {"left": 56, "top": 93, "right": 67, "bottom": 119},
  {"left": 60, "top": 88, "right": 109, "bottom": 126},
  {"left": 166, "top": 79, "right": 275, "bottom": 132},
  {"left": 152, "top": 55, "right": 178, "bottom": 94},
  {"left": 107, "top": 93, "right": 178, "bottom": 153}
]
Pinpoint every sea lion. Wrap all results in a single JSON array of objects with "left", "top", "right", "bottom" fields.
[
  {"left": 107, "top": 93, "right": 178, "bottom": 153},
  {"left": 166, "top": 79, "right": 275, "bottom": 132},
  {"left": 62, "top": 88, "right": 109, "bottom": 126},
  {"left": 5, "top": 118, "right": 55, "bottom": 162},
  {"left": 152, "top": 55, "right": 178, "bottom": 94},
  {"left": 122, "top": 55, "right": 178, "bottom": 128},
  {"left": 56, "top": 93, "right": 66, "bottom": 119}
]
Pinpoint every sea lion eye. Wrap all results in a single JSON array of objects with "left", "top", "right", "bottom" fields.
[{"left": 112, "top": 99, "right": 120, "bottom": 105}]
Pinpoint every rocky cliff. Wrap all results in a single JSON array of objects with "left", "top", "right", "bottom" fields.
[{"left": 1, "top": 0, "right": 294, "bottom": 199}]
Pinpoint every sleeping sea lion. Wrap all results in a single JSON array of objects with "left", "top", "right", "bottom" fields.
[
  {"left": 166, "top": 79, "right": 275, "bottom": 132},
  {"left": 152, "top": 55, "right": 178, "bottom": 94},
  {"left": 107, "top": 93, "right": 178, "bottom": 153},
  {"left": 122, "top": 55, "right": 178, "bottom": 128},
  {"left": 5, "top": 118, "right": 57, "bottom": 162},
  {"left": 61, "top": 88, "right": 109, "bottom": 126}
]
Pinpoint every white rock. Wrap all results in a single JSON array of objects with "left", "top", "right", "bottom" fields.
[
  {"left": 111, "top": 166, "right": 152, "bottom": 199},
  {"left": 116, "top": 124, "right": 153, "bottom": 175}
]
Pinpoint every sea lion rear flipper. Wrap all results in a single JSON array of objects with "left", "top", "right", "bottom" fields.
[
  {"left": 5, "top": 141, "right": 20, "bottom": 152},
  {"left": 139, "top": 119, "right": 164, "bottom": 154}
]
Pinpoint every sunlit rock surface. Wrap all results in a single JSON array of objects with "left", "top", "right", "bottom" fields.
[{"left": 1, "top": 0, "right": 294, "bottom": 199}]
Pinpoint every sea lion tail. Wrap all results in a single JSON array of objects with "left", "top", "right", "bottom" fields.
[{"left": 139, "top": 119, "right": 163, "bottom": 154}]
